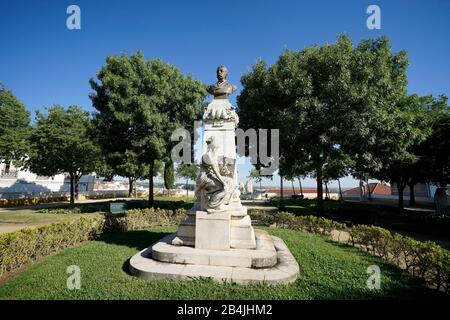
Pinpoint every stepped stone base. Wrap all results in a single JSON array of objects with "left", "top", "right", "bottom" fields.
[
  {"left": 129, "top": 230, "right": 299, "bottom": 285},
  {"left": 172, "top": 204, "right": 256, "bottom": 250}
]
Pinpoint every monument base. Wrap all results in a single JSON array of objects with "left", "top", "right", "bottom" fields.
[
  {"left": 172, "top": 203, "right": 257, "bottom": 250},
  {"left": 129, "top": 230, "right": 299, "bottom": 285}
]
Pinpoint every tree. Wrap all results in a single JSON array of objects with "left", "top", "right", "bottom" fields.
[
  {"left": 164, "top": 158, "right": 175, "bottom": 194},
  {"left": 90, "top": 52, "right": 207, "bottom": 207},
  {"left": 238, "top": 35, "right": 408, "bottom": 214},
  {"left": 0, "top": 84, "right": 30, "bottom": 164},
  {"left": 422, "top": 97, "right": 450, "bottom": 186},
  {"left": 27, "top": 106, "right": 101, "bottom": 206},
  {"left": 176, "top": 163, "right": 199, "bottom": 197},
  {"left": 369, "top": 94, "right": 433, "bottom": 209},
  {"left": 382, "top": 95, "right": 449, "bottom": 207}
]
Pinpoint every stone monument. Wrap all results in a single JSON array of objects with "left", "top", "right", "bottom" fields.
[{"left": 129, "top": 66, "right": 299, "bottom": 284}]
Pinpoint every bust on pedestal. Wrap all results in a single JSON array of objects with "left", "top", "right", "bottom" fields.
[{"left": 172, "top": 65, "right": 256, "bottom": 250}]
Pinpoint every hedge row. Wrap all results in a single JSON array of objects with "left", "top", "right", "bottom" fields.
[
  {"left": 249, "top": 209, "right": 450, "bottom": 294},
  {"left": 0, "top": 208, "right": 186, "bottom": 278},
  {"left": 0, "top": 215, "right": 104, "bottom": 277},
  {"left": 249, "top": 209, "right": 346, "bottom": 237},
  {"left": 103, "top": 208, "right": 186, "bottom": 232},
  {"left": 350, "top": 225, "right": 450, "bottom": 293},
  {"left": 0, "top": 197, "right": 69, "bottom": 207}
]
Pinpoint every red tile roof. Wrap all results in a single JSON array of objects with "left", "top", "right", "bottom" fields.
[{"left": 343, "top": 183, "right": 391, "bottom": 195}]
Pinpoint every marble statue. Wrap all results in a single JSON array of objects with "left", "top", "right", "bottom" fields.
[
  {"left": 195, "top": 136, "right": 239, "bottom": 212},
  {"left": 172, "top": 66, "right": 256, "bottom": 249}
]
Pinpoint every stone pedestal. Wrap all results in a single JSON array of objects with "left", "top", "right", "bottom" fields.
[{"left": 195, "top": 211, "right": 230, "bottom": 250}]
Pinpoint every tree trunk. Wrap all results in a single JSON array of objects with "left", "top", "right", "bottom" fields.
[
  {"left": 316, "top": 166, "right": 324, "bottom": 214},
  {"left": 69, "top": 173, "right": 75, "bottom": 206},
  {"left": 398, "top": 181, "right": 405, "bottom": 210},
  {"left": 280, "top": 175, "right": 284, "bottom": 199},
  {"left": 408, "top": 182, "right": 416, "bottom": 206},
  {"left": 338, "top": 178, "right": 343, "bottom": 200},
  {"left": 186, "top": 178, "right": 189, "bottom": 197},
  {"left": 291, "top": 181, "right": 295, "bottom": 194},
  {"left": 325, "top": 181, "right": 329, "bottom": 199},
  {"left": 298, "top": 176, "right": 303, "bottom": 196},
  {"left": 366, "top": 177, "right": 373, "bottom": 200},
  {"left": 280, "top": 175, "right": 284, "bottom": 208},
  {"left": 128, "top": 177, "right": 134, "bottom": 197},
  {"left": 148, "top": 160, "right": 154, "bottom": 207},
  {"left": 259, "top": 179, "right": 262, "bottom": 193}
]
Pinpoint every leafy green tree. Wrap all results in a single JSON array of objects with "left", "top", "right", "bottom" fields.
[
  {"left": 164, "top": 158, "right": 175, "bottom": 194},
  {"left": 0, "top": 84, "right": 30, "bottom": 164},
  {"left": 380, "top": 95, "right": 449, "bottom": 207},
  {"left": 422, "top": 97, "right": 450, "bottom": 186},
  {"left": 27, "top": 106, "right": 101, "bottom": 206},
  {"left": 238, "top": 35, "right": 408, "bottom": 214},
  {"left": 90, "top": 52, "right": 207, "bottom": 207},
  {"left": 176, "top": 163, "right": 199, "bottom": 196}
]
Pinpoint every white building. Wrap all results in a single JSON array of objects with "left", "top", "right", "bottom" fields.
[{"left": 0, "top": 160, "right": 96, "bottom": 199}]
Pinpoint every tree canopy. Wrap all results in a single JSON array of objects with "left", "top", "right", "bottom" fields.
[
  {"left": 90, "top": 52, "right": 207, "bottom": 206},
  {"left": 238, "top": 35, "right": 414, "bottom": 212},
  {"left": 27, "top": 105, "right": 101, "bottom": 205},
  {"left": 0, "top": 83, "right": 30, "bottom": 164}
]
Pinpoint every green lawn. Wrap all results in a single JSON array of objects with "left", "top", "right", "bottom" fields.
[{"left": 0, "top": 226, "right": 443, "bottom": 300}]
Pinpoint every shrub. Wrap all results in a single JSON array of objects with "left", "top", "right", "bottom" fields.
[
  {"left": 349, "top": 224, "right": 450, "bottom": 293},
  {"left": 103, "top": 208, "right": 186, "bottom": 232},
  {"left": 248, "top": 209, "right": 276, "bottom": 226},
  {"left": 36, "top": 207, "right": 82, "bottom": 214},
  {"left": 0, "top": 215, "right": 104, "bottom": 277}
]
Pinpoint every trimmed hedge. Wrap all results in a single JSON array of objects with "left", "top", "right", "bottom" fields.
[
  {"left": 103, "top": 208, "right": 186, "bottom": 232},
  {"left": 0, "top": 215, "right": 104, "bottom": 277},
  {"left": 0, "top": 208, "right": 186, "bottom": 278},
  {"left": 350, "top": 225, "right": 450, "bottom": 293},
  {"left": 249, "top": 209, "right": 346, "bottom": 237},
  {"left": 249, "top": 209, "right": 450, "bottom": 294},
  {"left": 0, "top": 196, "right": 69, "bottom": 207},
  {"left": 36, "top": 207, "right": 82, "bottom": 214}
]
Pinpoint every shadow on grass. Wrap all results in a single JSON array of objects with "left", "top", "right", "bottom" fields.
[{"left": 98, "top": 230, "right": 170, "bottom": 251}]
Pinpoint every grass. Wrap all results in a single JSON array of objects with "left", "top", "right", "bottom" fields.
[
  {"left": 0, "top": 197, "right": 195, "bottom": 226},
  {"left": 0, "top": 226, "right": 444, "bottom": 300},
  {"left": 271, "top": 198, "right": 450, "bottom": 239}
]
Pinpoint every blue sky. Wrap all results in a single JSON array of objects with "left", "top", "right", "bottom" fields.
[{"left": 1, "top": 0, "right": 449, "bottom": 188}]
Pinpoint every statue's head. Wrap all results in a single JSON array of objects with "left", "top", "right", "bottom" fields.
[
  {"left": 216, "top": 66, "right": 228, "bottom": 82},
  {"left": 206, "top": 136, "right": 219, "bottom": 151}
]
